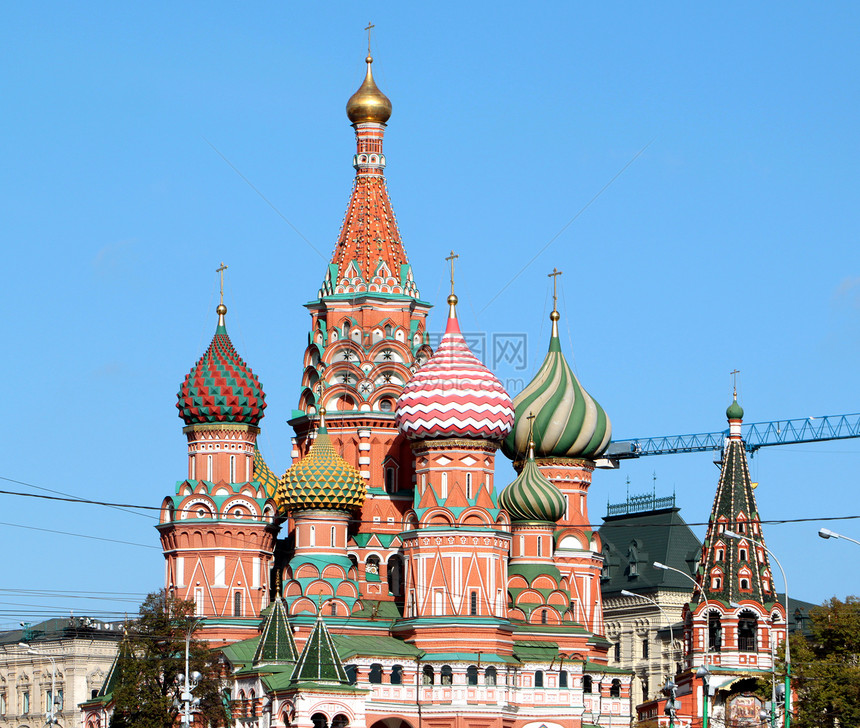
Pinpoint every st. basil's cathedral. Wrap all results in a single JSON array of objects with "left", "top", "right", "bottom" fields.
[{"left": 82, "top": 46, "right": 789, "bottom": 728}]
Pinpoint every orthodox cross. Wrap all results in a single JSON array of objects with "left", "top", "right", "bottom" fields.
[
  {"left": 548, "top": 267, "right": 563, "bottom": 310},
  {"left": 446, "top": 250, "right": 459, "bottom": 296},
  {"left": 216, "top": 262, "right": 228, "bottom": 305},
  {"left": 526, "top": 411, "right": 536, "bottom": 441},
  {"left": 365, "top": 22, "right": 375, "bottom": 54},
  {"left": 730, "top": 368, "right": 740, "bottom": 397}
]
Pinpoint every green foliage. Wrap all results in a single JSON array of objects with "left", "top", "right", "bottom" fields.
[
  {"left": 109, "top": 590, "right": 230, "bottom": 728},
  {"left": 789, "top": 595, "right": 860, "bottom": 728}
]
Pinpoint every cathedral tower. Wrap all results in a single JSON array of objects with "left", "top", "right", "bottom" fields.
[{"left": 159, "top": 298, "right": 281, "bottom": 643}]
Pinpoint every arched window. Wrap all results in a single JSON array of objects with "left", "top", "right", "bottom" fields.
[
  {"left": 485, "top": 667, "right": 497, "bottom": 686},
  {"left": 249, "top": 690, "right": 256, "bottom": 717},
  {"left": 441, "top": 473, "right": 448, "bottom": 498},
  {"left": 369, "top": 664, "right": 383, "bottom": 684},
  {"left": 330, "top": 525, "right": 336, "bottom": 546},
  {"left": 385, "top": 467, "right": 396, "bottom": 493},
  {"left": 229, "top": 455, "right": 235, "bottom": 482},
  {"left": 366, "top": 555, "right": 380, "bottom": 579},
  {"left": 390, "top": 664, "right": 403, "bottom": 685},
  {"left": 738, "top": 611, "right": 758, "bottom": 652},
  {"left": 559, "top": 670, "right": 568, "bottom": 688},
  {"left": 709, "top": 612, "right": 723, "bottom": 651},
  {"left": 311, "top": 713, "right": 328, "bottom": 728},
  {"left": 541, "top": 609, "right": 548, "bottom": 624},
  {"left": 470, "top": 591, "right": 478, "bottom": 616},
  {"left": 441, "top": 665, "right": 453, "bottom": 686},
  {"left": 207, "top": 455, "right": 213, "bottom": 481},
  {"left": 537, "top": 536, "right": 542, "bottom": 557},
  {"left": 310, "top": 525, "right": 316, "bottom": 545},
  {"left": 422, "top": 665, "right": 434, "bottom": 685},
  {"left": 387, "top": 555, "right": 403, "bottom": 597},
  {"left": 740, "top": 578, "right": 750, "bottom": 591},
  {"left": 331, "top": 715, "right": 348, "bottom": 728},
  {"left": 233, "top": 591, "right": 242, "bottom": 617},
  {"left": 466, "top": 473, "right": 473, "bottom": 498},
  {"left": 583, "top": 675, "right": 593, "bottom": 693},
  {"left": 330, "top": 602, "right": 338, "bottom": 616},
  {"left": 740, "top": 547, "right": 748, "bottom": 561},
  {"left": 610, "top": 679, "right": 621, "bottom": 697},
  {"left": 712, "top": 575, "right": 722, "bottom": 590},
  {"left": 467, "top": 665, "right": 478, "bottom": 685},
  {"left": 535, "top": 669, "right": 544, "bottom": 688}
]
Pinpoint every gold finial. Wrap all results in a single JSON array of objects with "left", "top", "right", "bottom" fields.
[
  {"left": 365, "top": 21, "right": 375, "bottom": 56},
  {"left": 216, "top": 262, "right": 228, "bottom": 326},
  {"left": 730, "top": 369, "right": 740, "bottom": 398},
  {"left": 445, "top": 250, "right": 459, "bottom": 316},
  {"left": 346, "top": 26, "right": 391, "bottom": 124}
]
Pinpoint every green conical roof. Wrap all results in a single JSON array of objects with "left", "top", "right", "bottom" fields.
[
  {"left": 96, "top": 637, "right": 132, "bottom": 701},
  {"left": 277, "top": 417, "right": 366, "bottom": 514},
  {"left": 499, "top": 445, "right": 566, "bottom": 523},
  {"left": 253, "top": 596, "right": 299, "bottom": 666},
  {"left": 290, "top": 612, "right": 350, "bottom": 687},
  {"left": 503, "top": 311, "right": 611, "bottom": 461}
]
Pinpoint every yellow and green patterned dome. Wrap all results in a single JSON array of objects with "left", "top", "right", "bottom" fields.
[
  {"left": 277, "top": 415, "right": 366, "bottom": 513},
  {"left": 254, "top": 445, "right": 280, "bottom": 499}
]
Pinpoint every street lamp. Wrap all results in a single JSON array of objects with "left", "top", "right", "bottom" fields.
[
  {"left": 653, "top": 561, "right": 713, "bottom": 728},
  {"left": 724, "top": 530, "right": 790, "bottom": 728},
  {"left": 18, "top": 643, "right": 59, "bottom": 725},
  {"left": 176, "top": 617, "right": 205, "bottom": 726},
  {"left": 818, "top": 528, "right": 860, "bottom": 546}
]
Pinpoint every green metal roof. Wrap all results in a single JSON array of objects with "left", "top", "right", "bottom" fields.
[
  {"left": 290, "top": 614, "right": 350, "bottom": 688},
  {"left": 221, "top": 637, "right": 261, "bottom": 668},
  {"left": 333, "top": 634, "right": 422, "bottom": 660},
  {"left": 420, "top": 652, "right": 519, "bottom": 664},
  {"left": 513, "top": 641, "right": 559, "bottom": 661}
]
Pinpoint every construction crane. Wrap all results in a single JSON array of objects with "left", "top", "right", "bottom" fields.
[{"left": 599, "top": 412, "right": 860, "bottom": 467}]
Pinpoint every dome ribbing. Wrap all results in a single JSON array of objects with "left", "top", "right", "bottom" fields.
[
  {"left": 503, "top": 310, "right": 610, "bottom": 461},
  {"left": 277, "top": 417, "right": 366, "bottom": 513},
  {"left": 177, "top": 305, "right": 266, "bottom": 426}
]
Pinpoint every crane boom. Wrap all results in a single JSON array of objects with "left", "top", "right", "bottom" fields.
[{"left": 603, "top": 412, "right": 860, "bottom": 462}]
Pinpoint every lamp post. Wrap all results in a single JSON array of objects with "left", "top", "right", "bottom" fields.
[
  {"left": 18, "top": 643, "right": 59, "bottom": 725},
  {"left": 818, "top": 528, "right": 860, "bottom": 546},
  {"left": 653, "top": 561, "right": 712, "bottom": 728},
  {"left": 724, "top": 530, "right": 790, "bottom": 728},
  {"left": 177, "top": 617, "right": 204, "bottom": 727}
]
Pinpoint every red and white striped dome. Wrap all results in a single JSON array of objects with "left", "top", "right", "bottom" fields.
[{"left": 395, "top": 301, "right": 514, "bottom": 441}]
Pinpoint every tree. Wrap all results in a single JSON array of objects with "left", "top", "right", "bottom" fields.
[
  {"left": 109, "top": 590, "right": 230, "bottom": 728},
  {"left": 788, "top": 595, "right": 860, "bottom": 728}
]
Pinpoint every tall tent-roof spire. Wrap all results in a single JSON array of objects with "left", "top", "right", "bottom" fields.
[
  {"left": 253, "top": 596, "right": 299, "bottom": 666},
  {"left": 697, "top": 395, "right": 776, "bottom": 604},
  {"left": 320, "top": 37, "right": 421, "bottom": 301},
  {"left": 289, "top": 610, "right": 351, "bottom": 687}
]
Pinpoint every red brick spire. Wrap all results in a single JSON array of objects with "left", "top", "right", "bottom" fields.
[{"left": 319, "top": 55, "right": 420, "bottom": 300}]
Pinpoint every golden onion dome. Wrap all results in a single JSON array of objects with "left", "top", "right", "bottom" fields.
[{"left": 346, "top": 55, "right": 392, "bottom": 124}]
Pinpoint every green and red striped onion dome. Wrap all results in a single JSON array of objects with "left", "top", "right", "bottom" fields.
[
  {"left": 277, "top": 421, "right": 366, "bottom": 513},
  {"left": 502, "top": 312, "right": 610, "bottom": 461},
  {"left": 177, "top": 305, "right": 266, "bottom": 426},
  {"left": 499, "top": 446, "right": 566, "bottom": 523}
]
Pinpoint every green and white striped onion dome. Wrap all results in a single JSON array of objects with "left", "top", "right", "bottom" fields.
[
  {"left": 277, "top": 415, "right": 366, "bottom": 513},
  {"left": 498, "top": 443, "right": 566, "bottom": 523},
  {"left": 502, "top": 311, "right": 611, "bottom": 461}
]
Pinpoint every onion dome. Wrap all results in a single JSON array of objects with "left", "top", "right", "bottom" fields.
[
  {"left": 253, "top": 445, "right": 279, "bottom": 498},
  {"left": 502, "top": 309, "right": 610, "bottom": 461},
  {"left": 346, "top": 55, "right": 392, "bottom": 124},
  {"left": 396, "top": 295, "right": 514, "bottom": 441},
  {"left": 278, "top": 411, "right": 366, "bottom": 513},
  {"left": 499, "top": 441, "right": 566, "bottom": 523},
  {"left": 177, "top": 304, "right": 266, "bottom": 426},
  {"left": 726, "top": 395, "right": 744, "bottom": 421}
]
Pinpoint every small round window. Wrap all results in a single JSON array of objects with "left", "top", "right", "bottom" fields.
[{"left": 380, "top": 399, "right": 393, "bottom": 412}]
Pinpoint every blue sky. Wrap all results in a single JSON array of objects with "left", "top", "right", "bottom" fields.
[{"left": 1, "top": 3, "right": 858, "bottom": 627}]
